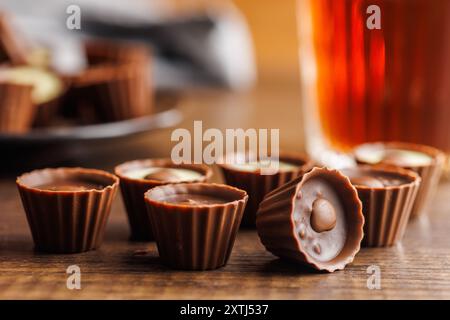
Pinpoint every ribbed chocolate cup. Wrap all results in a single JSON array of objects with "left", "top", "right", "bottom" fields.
[
  {"left": 354, "top": 142, "right": 445, "bottom": 218},
  {"left": 32, "top": 96, "right": 62, "bottom": 127},
  {"left": 84, "top": 40, "right": 151, "bottom": 66},
  {"left": 145, "top": 183, "right": 248, "bottom": 270},
  {"left": 66, "top": 40, "right": 153, "bottom": 123},
  {"left": 256, "top": 167, "right": 364, "bottom": 272},
  {"left": 115, "top": 159, "right": 213, "bottom": 241},
  {"left": 32, "top": 77, "right": 68, "bottom": 128},
  {"left": 0, "top": 12, "right": 28, "bottom": 64},
  {"left": 0, "top": 82, "right": 34, "bottom": 133},
  {"left": 219, "top": 152, "right": 314, "bottom": 227},
  {"left": 16, "top": 167, "right": 119, "bottom": 253},
  {"left": 342, "top": 166, "right": 421, "bottom": 247},
  {"left": 71, "top": 63, "right": 152, "bottom": 123}
]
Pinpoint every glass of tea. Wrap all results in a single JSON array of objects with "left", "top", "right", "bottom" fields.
[{"left": 297, "top": 0, "right": 450, "bottom": 168}]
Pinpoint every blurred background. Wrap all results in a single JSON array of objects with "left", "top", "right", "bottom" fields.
[
  {"left": 0, "top": 0, "right": 304, "bottom": 173},
  {"left": 2, "top": 0, "right": 449, "bottom": 175}
]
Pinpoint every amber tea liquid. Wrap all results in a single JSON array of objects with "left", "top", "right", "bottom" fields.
[{"left": 298, "top": 0, "right": 450, "bottom": 164}]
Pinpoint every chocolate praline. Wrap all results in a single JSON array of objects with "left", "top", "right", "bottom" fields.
[
  {"left": 354, "top": 142, "right": 445, "bottom": 218},
  {"left": 67, "top": 40, "right": 153, "bottom": 123},
  {"left": 0, "top": 82, "right": 33, "bottom": 133},
  {"left": 341, "top": 165, "right": 421, "bottom": 247},
  {"left": 115, "top": 159, "right": 212, "bottom": 241},
  {"left": 16, "top": 167, "right": 119, "bottom": 253},
  {"left": 219, "top": 152, "right": 314, "bottom": 227},
  {"left": 144, "top": 183, "right": 248, "bottom": 270},
  {"left": 256, "top": 167, "right": 364, "bottom": 272}
]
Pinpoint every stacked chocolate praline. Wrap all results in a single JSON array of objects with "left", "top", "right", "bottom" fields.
[
  {"left": 16, "top": 141, "right": 445, "bottom": 272},
  {"left": 0, "top": 12, "right": 154, "bottom": 134}
]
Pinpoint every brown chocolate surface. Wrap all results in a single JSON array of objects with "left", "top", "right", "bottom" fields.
[
  {"left": 36, "top": 180, "right": 105, "bottom": 192},
  {"left": 146, "top": 183, "right": 239, "bottom": 206},
  {"left": 160, "top": 194, "right": 228, "bottom": 205},
  {"left": 17, "top": 168, "right": 115, "bottom": 193}
]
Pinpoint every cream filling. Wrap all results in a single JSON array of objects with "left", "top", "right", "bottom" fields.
[
  {"left": 357, "top": 148, "right": 432, "bottom": 167},
  {"left": 228, "top": 160, "right": 298, "bottom": 172},
  {"left": 125, "top": 167, "right": 203, "bottom": 182},
  {"left": 0, "top": 66, "right": 63, "bottom": 104}
]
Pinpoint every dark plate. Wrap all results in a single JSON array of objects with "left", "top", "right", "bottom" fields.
[
  {"left": 0, "top": 108, "right": 182, "bottom": 145},
  {"left": 0, "top": 93, "right": 183, "bottom": 174}
]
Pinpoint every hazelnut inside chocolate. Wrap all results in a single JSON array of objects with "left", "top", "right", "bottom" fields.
[
  {"left": 124, "top": 167, "right": 204, "bottom": 182},
  {"left": 310, "top": 198, "right": 337, "bottom": 233},
  {"left": 294, "top": 178, "right": 347, "bottom": 262}
]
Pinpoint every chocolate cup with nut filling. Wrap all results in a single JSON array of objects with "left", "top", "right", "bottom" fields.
[
  {"left": 256, "top": 167, "right": 364, "bottom": 272},
  {"left": 0, "top": 82, "right": 34, "bottom": 133},
  {"left": 218, "top": 152, "right": 314, "bottom": 227},
  {"left": 354, "top": 142, "right": 445, "bottom": 218},
  {"left": 115, "top": 159, "right": 213, "bottom": 241},
  {"left": 145, "top": 183, "right": 248, "bottom": 270},
  {"left": 16, "top": 168, "right": 119, "bottom": 253},
  {"left": 342, "top": 166, "right": 421, "bottom": 247}
]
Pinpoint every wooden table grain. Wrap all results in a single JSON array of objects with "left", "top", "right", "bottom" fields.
[
  {"left": 1, "top": 177, "right": 450, "bottom": 300},
  {"left": 1, "top": 88, "right": 450, "bottom": 299}
]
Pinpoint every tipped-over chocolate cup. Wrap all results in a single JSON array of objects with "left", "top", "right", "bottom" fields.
[
  {"left": 145, "top": 183, "right": 248, "bottom": 270},
  {"left": 0, "top": 82, "right": 34, "bottom": 133},
  {"left": 115, "top": 159, "right": 212, "bottom": 241},
  {"left": 218, "top": 152, "right": 314, "bottom": 227},
  {"left": 342, "top": 166, "right": 421, "bottom": 247},
  {"left": 354, "top": 142, "right": 445, "bottom": 218},
  {"left": 0, "top": 12, "right": 28, "bottom": 64},
  {"left": 16, "top": 167, "right": 119, "bottom": 253},
  {"left": 256, "top": 167, "right": 364, "bottom": 272}
]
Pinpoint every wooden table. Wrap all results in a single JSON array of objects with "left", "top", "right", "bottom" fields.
[{"left": 1, "top": 88, "right": 450, "bottom": 299}]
